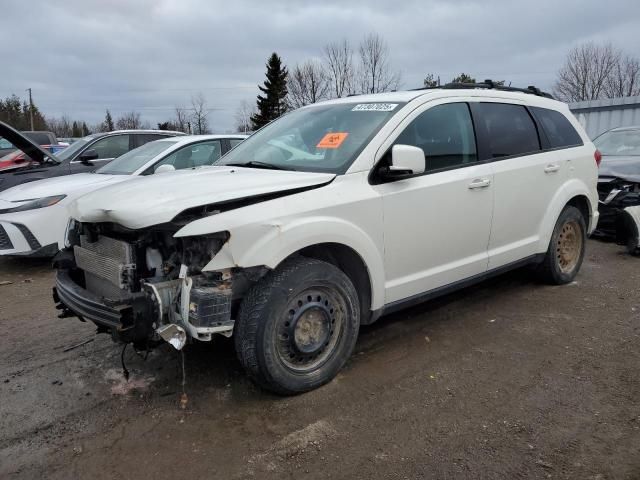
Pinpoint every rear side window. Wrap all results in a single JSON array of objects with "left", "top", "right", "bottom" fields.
[
  {"left": 531, "top": 107, "right": 583, "bottom": 149},
  {"left": 394, "top": 102, "right": 477, "bottom": 172},
  {"left": 476, "top": 103, "right": 540, "bottom": 158}
]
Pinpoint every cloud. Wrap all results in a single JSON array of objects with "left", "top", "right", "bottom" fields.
[{"left": 1, "top": 0, "right": 639, "bottom": 131}]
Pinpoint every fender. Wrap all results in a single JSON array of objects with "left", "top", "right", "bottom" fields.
[
  {"left": 197, "top": 217, "right": 385, "bottom": 310},
  {"left": 174, "top": 178, "right": 386, "bottom": 310},
  {"left": 536, "top": 178, "right": 598, "bottom": 253},
  {"left": 621, "top": 206, "right": 640, "bottom": 251}
]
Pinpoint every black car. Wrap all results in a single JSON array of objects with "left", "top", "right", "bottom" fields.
[{"left": 0, "top": 122, "right": 185, "bottom": 192}]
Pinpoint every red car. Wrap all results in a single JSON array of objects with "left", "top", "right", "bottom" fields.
[{"left": 0, "top": 144, "right": 67, "bottom": 172}]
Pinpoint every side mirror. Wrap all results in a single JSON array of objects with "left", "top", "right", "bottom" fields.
[
  {"left": 380, "top": 145, "right": 425, "bottom": 180},
  {"left": 155, "top": 164, "right": 176, "bottom": 174},
  {"left": 79, "top": 149, "right": 98, "bottom": 164}
]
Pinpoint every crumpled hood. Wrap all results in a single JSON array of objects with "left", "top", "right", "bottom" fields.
[
  {"left": 69, "top": 166, "right": 336, "bottom": 229},
  {"left": 0, "top": 173, "right": 123, "bottom": 202},
  {"left": 598, "top": 156, "right": 640, "bottom": 183}
]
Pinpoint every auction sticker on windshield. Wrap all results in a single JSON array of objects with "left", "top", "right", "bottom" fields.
[
  {"left": 351, "top": 103, "right": 398, "bottom": 112},
  {"left": 317, "top": 132, "right": 349, "bottom": 149}
]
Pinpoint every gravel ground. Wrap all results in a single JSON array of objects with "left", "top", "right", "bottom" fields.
[{"left": 0, "top": 239, "right": 638, "bottom": 479}]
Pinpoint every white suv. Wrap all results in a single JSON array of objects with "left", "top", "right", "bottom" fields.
[{"left": 53, "top": 84, "right": 599, "bottom": 394}]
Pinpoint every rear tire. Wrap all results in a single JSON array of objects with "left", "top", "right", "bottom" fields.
[
  {"left": 234, "top": 257, "right": 360, "bottom": 395},
  {"left": 538, "top": 205, "right": 586, "bottom": 285}
]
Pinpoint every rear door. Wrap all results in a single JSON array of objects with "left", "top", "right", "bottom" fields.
[
  {"left": 374, "top": 101, "right": 494, "bottom": 304},
  {"left": 471, "top": 102, "right": 567, "bottom": 268}
]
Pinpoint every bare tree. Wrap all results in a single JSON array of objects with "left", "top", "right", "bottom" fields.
[
  {"left": 115, "top": 111, "right": 142, "bottom": 129},
  {"left": 605, "top": 55, "right": 640, "bottom": 98},
  {"left": 554, "top": 43, "right": 620, "bottom": 102},
  {"left": 324, "top": 39, "right": 355, "bottom": 98},
  {"left": 190, "top": 93, "right": 209, "bottom": 134},
  {"left": 356, "top": 33, "right": 402, "bottom": 94},
  {"left": 174, "top": 106, "right": 189, "bottom": 133},
  {"left": 287, "top": 60, "right": 330, "bottom": 108},
  {"left": 234, "top": 100, "right": 255, "bottom": 133}
]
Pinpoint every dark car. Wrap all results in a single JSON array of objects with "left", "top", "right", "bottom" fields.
[
  {"left": 0, "top": 124, "right": 185, "bottom": 192},
  {"left": 593, "top": 126, "right": 640, "bottom": 253}
]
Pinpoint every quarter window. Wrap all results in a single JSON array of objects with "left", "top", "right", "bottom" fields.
[
  {"left": 394, "top": 103, "right": 477, "bottom": 172},
  {"left": 531, "top": 107, "right": 583, "bottom": 149},
  {"left": 476, "top": 103, "right": 540, "bottom": 158}
]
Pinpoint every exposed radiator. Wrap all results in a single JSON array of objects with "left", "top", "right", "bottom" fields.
[{"left": 74, "top": 235, "right": 136, "bottom": 291}]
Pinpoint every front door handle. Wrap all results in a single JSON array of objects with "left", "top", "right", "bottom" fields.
[
  {"left": 468, "top": 178, "right": 491, "bottom": 189},
  {"left": 544, "top": 164, "right": 560, "bottom": 173}
]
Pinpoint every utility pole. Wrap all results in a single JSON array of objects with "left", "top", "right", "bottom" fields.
[{"left": 26, "top": 88, "right": 34, "bottom": 130}]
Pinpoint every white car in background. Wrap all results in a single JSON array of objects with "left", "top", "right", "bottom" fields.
[{"left": 0, "top": 134, "right": 246, "bottom": 257}]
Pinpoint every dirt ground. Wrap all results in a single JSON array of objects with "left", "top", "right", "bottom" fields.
[{"left": 0, "top": 239, "right": 638, "bottom": 480}]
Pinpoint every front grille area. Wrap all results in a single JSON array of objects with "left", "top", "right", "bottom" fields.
[
  {"left": 14, "top": 223, "right": 41, "bottom": 250},
  {"left": 74, "top": 235, "right": 135, "bottom": 291},
  {"left": 0, "top": 225, "right": 13, "bottom": 250}
]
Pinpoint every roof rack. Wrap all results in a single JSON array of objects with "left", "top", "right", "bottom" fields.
[{"left": 413, "top": 79, "right": 554, "bottom": 99}]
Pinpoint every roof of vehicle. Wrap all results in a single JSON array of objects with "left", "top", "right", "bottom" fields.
[
  {"left": 606, "top": 125, "right": 640, "bottom": 132},
  {"left": 314, "top": 83, "right": 563, "bottom": 110},
  {"left": 90, "top": 129, "right": 188, "bottom": 138},
  {"left": 152, "top": 134, "right": 249, "bottom": 145}
]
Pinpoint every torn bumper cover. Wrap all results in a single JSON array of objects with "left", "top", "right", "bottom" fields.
[
  {"left": 53, "top": 269, "right": 235, "bottom": 348},
  {"left": 595, "top": 177, "right": 640, "bottom": 254}
]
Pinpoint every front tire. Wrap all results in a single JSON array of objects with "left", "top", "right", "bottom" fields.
[
  {"left": 235, "top": 257, "right": 360, "bottom": 395},
  {"left": 538, "top": 205, "right": 586, "bottom": 284}
]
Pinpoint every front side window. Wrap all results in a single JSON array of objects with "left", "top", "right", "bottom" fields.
[
  {"left": 394, "top": 102, "right": 477, "bottom": 171},
  {"left": 531, "top": 107, "right": 583, "bottom": 149},
  {"left": 218, "top": 102, "right": 404, "bottom": 174},
  {"left": 152, "top": 140, "right": 222, "bottom": 172},
  {"left": 477, "top": 103, "right": 540, "bottom": 158},
  {"left": 90, "top": 134, "right": 131, "bottom": 159},
  {"left": 97, "top": 140, "right": 179, "bottom": 175}
]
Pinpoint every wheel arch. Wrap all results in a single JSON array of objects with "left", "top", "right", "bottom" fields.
[{"left": 537, "top": 180, "right": 596, "bottom": 253}]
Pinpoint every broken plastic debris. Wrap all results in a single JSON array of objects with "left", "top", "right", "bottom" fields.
[{"left": 157, "top": 324, "right": 187, "bottom": 350}]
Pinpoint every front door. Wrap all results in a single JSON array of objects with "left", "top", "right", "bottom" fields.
[{"left": 373, "top": 102, "right": 494, "bottom": 304}]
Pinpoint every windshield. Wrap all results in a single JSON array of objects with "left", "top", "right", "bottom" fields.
[
  {"left": 594, "top": 129, "right": 640, "bottom": 156},
  {"left": 97, "top": 140, "right": 179, "bottom": 175},
  {"left": 55, "top": 136, "right": 95, "bottom": 161},
  {"left": 218, "top": 102, "right": 405, "bottom": 173}
]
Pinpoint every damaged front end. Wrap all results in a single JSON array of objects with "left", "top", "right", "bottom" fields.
[
  {"left": 52, "top": 221, "right": 249, "bottom": 350},
  {"left": 595, "top": 177, "right": 640, "bottom": 255}
]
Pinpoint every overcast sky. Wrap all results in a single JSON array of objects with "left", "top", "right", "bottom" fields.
[{"left": 2, "top": 0, "right": 639, "bottom": 132}]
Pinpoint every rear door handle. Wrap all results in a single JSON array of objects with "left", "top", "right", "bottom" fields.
[
  {"left": 468, "top": 178, "right": 491, "bottom": 189},
  {"left": 544, "top": 164, "right": 560, "bottom": 173}
]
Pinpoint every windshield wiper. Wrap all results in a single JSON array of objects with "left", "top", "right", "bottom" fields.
[{"left": 225, "top": 161, "right": 294, "bottom": 171}]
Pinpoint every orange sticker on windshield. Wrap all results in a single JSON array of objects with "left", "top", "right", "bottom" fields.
[{"left": 317, "top": 132, "right": 348, "bottom": 149}]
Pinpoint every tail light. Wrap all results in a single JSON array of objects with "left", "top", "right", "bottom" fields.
[{"left": 594, "top": 149, "right": 602, "bottom": 167}]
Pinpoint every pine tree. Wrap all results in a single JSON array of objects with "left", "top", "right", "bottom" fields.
[
  {"left": 72, "top": 121, "right": 82, "bottom": 137},
  {"left": 82, "top": 122, "right": 90, "bottom": 136},
  {"left": 104, "top": 109, "right": 114, "bottom": 131},
  {"left": 251, "top": 53, "right": 289, "bottom": 130}
]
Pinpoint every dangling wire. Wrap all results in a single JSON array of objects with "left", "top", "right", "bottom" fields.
[{"left": 121, "top": 343, "right": 130, "bottom": 381}]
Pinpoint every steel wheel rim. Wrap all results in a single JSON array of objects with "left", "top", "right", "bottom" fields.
[
  {"left": 557, "top": 220, "right": 582, "bottom": 273},
  {"left": 276, "top": 288, "right": 345, "bottom": 373}
]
